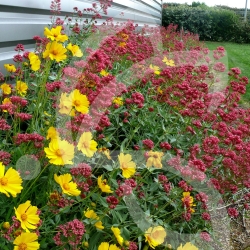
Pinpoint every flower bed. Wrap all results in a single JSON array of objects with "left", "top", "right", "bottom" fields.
[{"left": 0, "top": 1, "right": 250, "bottom": 249}]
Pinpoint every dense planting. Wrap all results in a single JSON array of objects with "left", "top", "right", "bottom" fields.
[{"left": 0, "top": 0, "right": 250, "bottom": 249}]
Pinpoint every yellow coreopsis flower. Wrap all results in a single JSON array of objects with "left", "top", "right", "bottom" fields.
[
  {"left": 95, "top": 220, "right": 104, "bottom": 230},
  {"left": 118, "top": 33, "right": 129, "bottom": 41},
  {"left": 54, "top": 173, "right": 81, "bottom": 196},
  {"left": 58, "top": 92, "right": 75, "bottom": 116},
  {"left": 44, "top": 139, "right": 75, "bottom": 165},
  {"left": 98, "top": 147, "right": 111, "bottom": 160},
  {"left": 111, "top": 226, "right": 124, "bottom": 246},
  {"left": 4, "top": 64, "right": 16, "bottom": 72},
  {"left": 162, "top": 56, "right": 175, "bottom": 67},
  {"left": 14, "top": 201, "right": 40, "bottom": 232},
  {"left": 16, "top": 81, "right": 28, "bottom": 96},
  {"left": 28, "top": 52, "right": 41, "bottom": 71},
  {"left": 100, "top": 69, "right": 109, "bottom": 76},
  {"left": 150, "top": 64, "right": 161, "bottom": 75},
  {"left": 97, "top": 175, "right": 113, "bottom": 193},
  {"left": 0, "top": 83, "right": 11, "bottom": 95},
  {"left": 146, "top": 151, "right": 164, "bottom": 168},
  {"left": 177, "top": 242, "right": 198, "bottom": 250},
  {"left": 0, "top": 162, "right": 23, "bottom": 197},
  {"left": 77, "top": 132, "right": 97, "bottom": 158},
  {"left": 2, "top": 98, "right": 12, "bottom": 112},
  {"left": 84, "top": 209, "right": 99, "bottom": 219},
  {"left": 13, "top": 232, "right": 40, "bottom": 250},
  {"left": 157, "top": 86, "right": 163, "bottom": 94},
  {"left": 113, "top": 97, "right": 123, "bottom": 106},
  {"left": 46, "top": 127, "right": 59, "bottom": 140},
  {"left": 44, "top": 26, "right": 68, "bottom": 42},
  {"left": 98, "top": 242, "right": 120, "bottom": 250},
  {"left": 182, "top": 192, "right": 196, "bottom": 213},
  {"left": 145, "top": 226, "right": 166, "bottom": 249},
  {"left": 2, "top": 98, "right": 11, "bottom": 104},
  {"left": 118, "top": 153, "right": 136, "bottom": 178},
  {"left": 84, "top": 209, "right": 104, "bottom": 230},
  {"left": 43, "top": 41, "right": 67, "bottom": 62},
  {"left": 119, "top": 42, "right": 126, "bottom": 47},
  {"left": 68, "top": 89, "right": 89, "bottom": 114},
  {"left": 67, "top": 43, "right": 83, "bottom": 57}
]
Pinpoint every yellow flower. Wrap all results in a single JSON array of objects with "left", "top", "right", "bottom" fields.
[
  {"left": 98, "top": 242, "right": 120, "bottom": 250},
  {"left": 68, "top": 89, "right": 89, "bottom": 114},
  {"left": 118, "top": 153, "right": 136, "bottom": 178},
  {"left": 77, "top": 132, "right": 97, "bottom": 158},
  {"left": 162, "top": 56, "right": 175, "bottom": 67},
  {"left": 44, "top": 139, "right": 75, "bottom": 165},
  {"left": 119, "top": 42, "right": 126, "bottom": 47},
  {"left": 2, "top": 98, "right": 11, "bottom": 104},
  {"left": 14, "top": 201, "right": 40, "bottom": 232},
  {"left": 100, "top": 69, "right": 109, "bottom": 76},
  {"left": 58, "top": 92, "right": 75, "bottom": 116},
  {"left": 0, "top": 162, "right": 23, "bottom": 197},
  {"left": 177, "top": 242, "right": 198, "bottom": 250},
  {"left": 113, "top": 97, "right": 123, "bottom": 106},
  {"left": 46, "top": 127, "right": 59, "bottom": 140},
  {"left": 4, "top": 64, "right": 16, "bottom": 72},
  {"left": 145, "top": 226, "right": 166, "bottom": 249},
  {"left": 0, "top": 83, "right": 11, "bottom": 95},
  {"left": 182, "top": 192, "right": 196, "bottom": 213},
  {"left": 150, "top": 64, "right": 161, "bottom": 75},
  {"left": 84, "top": 209, "right": 104, "bottom": 230},
  {"left": 98, "top": 147, "right": 111, "bottom": 160},
  {"left": 118, "top": 33, "right": 129, "bottom": 41},
  {"left": 67, "top": 43, "right": 83, "bottom": 57},
  {"left": 28, "top": 52, "right": 41, "bottom": 71},
  {"left": 97, "top": 175, "right": 113, "bottom": 193},
  {"left": 95, "top": 220, "right": 104, "bottom": 230},
  {"left": 43, "top": 41, "right": 67, "bottom": 62},
  {"left": 13, "top": 232, "right": 40, "bottom": 250},
  {"left": 54, "top": 173, "right": 81, "bottom": 196},
  {"left": 16, "top": 81, "right": 28, "bottom": 96},
  {"left": 44, "top": 26, "right": 68, "bottom": 42},
  {"left": 84, "top": 209, "right": 99, "bottom": 219},
  {"left": 2, "top": 98, "right": 12, "bottom": 112},
  {"left": 157, "top": 87, "right": 163, "bottom": 94},
  {"left": 146, "top": 151, "right": 164, "bottom": 168},
  {"left": 111, "top": 226, "right": 124, "bottom": 246}
]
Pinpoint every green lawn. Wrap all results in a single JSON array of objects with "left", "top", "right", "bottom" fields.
[{"left": 204, "top": 41, "right": 250, "bottom": 104}]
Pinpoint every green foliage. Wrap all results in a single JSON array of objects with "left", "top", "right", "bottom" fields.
[
  {"left": 208, "top": 8, "right": 241, "bottom": 41},
  {"left": 162, "top": 5, "right": 247, "bottom": 42},
  {"left": 191, "top": 2, "right": 207, "bottom": 8}
]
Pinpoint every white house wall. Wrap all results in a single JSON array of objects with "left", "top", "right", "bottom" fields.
[{"left": 0, "top": 0, "right": 162, "bottom": 72}]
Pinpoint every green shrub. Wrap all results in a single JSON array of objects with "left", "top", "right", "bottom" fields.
[{"left": 162, "top": 5, "right": 243, "bottom": 42}]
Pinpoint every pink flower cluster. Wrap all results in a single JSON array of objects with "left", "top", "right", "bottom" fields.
[
  {"left": 14, "top": 133, "right": 44, "bottom": 148},
  {"left": 53, "top": 219, "right": 85, "bottom": 248}
]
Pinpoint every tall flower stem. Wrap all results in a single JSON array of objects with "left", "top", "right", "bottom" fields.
[{"left": 31, "top": 60, "right": 52, "bottom": 131}]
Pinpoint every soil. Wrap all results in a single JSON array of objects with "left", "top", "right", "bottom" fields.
[
  {"left": 230, "top": 209, "right": 250, "bottom": 250},
  {"left": 210, "top": 206, "right": 250, "bottom": 250}
]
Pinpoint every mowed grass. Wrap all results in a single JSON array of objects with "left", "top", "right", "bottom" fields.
[{"left": 205, "top": 41, "right": 250, "bottom": 104}]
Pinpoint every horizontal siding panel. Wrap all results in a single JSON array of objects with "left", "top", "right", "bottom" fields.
[{"left": 0, "top": 0, "right": 162, "bottom": 72}]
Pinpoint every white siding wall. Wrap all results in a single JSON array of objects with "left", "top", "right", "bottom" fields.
[{"left": 0, "top": 0, "right": 162, "bottom": 72}]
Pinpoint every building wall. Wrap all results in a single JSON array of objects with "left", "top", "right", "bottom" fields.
[{"left": 0, "top": 0, "right": 162, "bottom": 72}]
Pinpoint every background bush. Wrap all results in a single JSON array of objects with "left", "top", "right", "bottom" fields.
[{"left": 162, "top": 3, "right": 250, "bottom": 43}]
